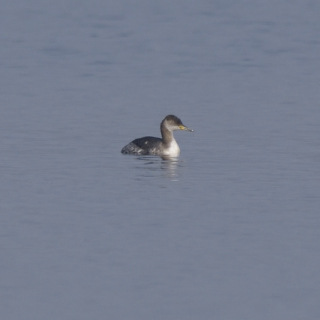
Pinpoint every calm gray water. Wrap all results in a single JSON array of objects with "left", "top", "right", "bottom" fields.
[{"left": 1, "top": 1, "right": 320, "bottom": 319}]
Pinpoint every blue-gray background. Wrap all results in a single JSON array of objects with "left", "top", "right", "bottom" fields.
[{"left": 1, "top": 1, "right": 320, "bottom": 319}]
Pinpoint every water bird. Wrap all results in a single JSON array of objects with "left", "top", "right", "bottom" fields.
[{"left": 121, "top": 115, "right": 193, "bottom": 157}]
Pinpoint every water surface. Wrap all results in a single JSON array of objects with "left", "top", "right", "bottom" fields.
[{"left": 1, "top": 1, "right": 320, "bottom": 319}]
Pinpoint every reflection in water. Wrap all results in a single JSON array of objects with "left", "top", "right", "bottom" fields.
[
  {"left": 161, "top": 156, "right": 182, "bottom": 181},
  {"left": 134, "top": 156, "right": 184, "bottom": 181}
]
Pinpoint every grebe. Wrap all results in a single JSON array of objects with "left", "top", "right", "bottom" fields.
[{"left": 121, "top": 115, "right": 193, "bottom": 157}]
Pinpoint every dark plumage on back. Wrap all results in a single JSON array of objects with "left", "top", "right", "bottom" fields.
[
  {"left": 121, "top": 137, "right": 161, "bottom": 155},
  {"left": 121, "top": 115, "right": 193, "bottom": 157}
]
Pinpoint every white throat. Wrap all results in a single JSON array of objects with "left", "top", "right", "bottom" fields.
[{"left": 164, "top": 139, "right": 180, "bottom": 157}]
